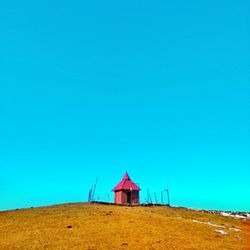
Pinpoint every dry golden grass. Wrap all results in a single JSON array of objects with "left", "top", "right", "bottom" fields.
[{"left": 0, "top": 203, "right": 249, "bottom": 249}]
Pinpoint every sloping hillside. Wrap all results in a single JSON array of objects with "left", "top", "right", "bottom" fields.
[{"left": 0, "top": 203, "right": 249, "bottom": 249}]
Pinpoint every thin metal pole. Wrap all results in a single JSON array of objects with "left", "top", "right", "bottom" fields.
[
  {"left": 148, "top": 190, "right": 152, "bottom": 204},
  {"left": 167, "top": 189, "right": 170, "bottom": 206},
  {"left": 165, "top": 184, "right": 170, "bottom": 206},
  {"left": 147, "top": 189, "right": 149, "bottom": 204},
  {"left": 88, "top": 187, "right": 92, "bottom": 202},
  {"left": 92, "top": 178, "right": 97, "bottom": 201},
  {"left": 154, "top": 192, "right": 157, "bottom": 204}
]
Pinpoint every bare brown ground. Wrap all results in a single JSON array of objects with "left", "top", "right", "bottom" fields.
[
  {"left": 242, "top": 220, "right": 250, "bottom": 250},
  {"left": 0, "top": 203, "right": 248, "bottom": 249}
]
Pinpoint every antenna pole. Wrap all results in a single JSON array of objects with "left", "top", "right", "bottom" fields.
[
  {"left": 147, "top": 189, "right": 149, "bottom": 204},
  {"left": 166, "top": 184, "right": 170, "bottom": 206},
  {"left": 92, "top": 178, "right": 98, "bottom": 202},
  {"left": 88, "top": 187, "right": 93, "bottom": 202},
  {"left": 154, "top": 192, "right": 157, "bottom": 204},
  {"left": 148, "top": 190, "right": 152, "bottom": 204}
]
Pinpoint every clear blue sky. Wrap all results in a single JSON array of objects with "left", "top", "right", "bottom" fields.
[{"left": 0, "top": 0, "right": 249, "bottom": 211}]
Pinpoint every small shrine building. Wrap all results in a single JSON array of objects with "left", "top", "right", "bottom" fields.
[{"left": 112, "top": 172, "right": 140, "bottom": 205}]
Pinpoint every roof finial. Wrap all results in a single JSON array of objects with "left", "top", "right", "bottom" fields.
[{"left": 123, "top": 172, "right": 130, "bottom": 180}]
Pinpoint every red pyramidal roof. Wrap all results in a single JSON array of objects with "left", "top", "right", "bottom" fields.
[{"left": 112, "top": 172, "right": 140, "bottom": 191}]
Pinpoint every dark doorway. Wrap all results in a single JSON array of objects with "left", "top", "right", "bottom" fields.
[{"left": 127, "top": 191, "right": 132, "bottom": 204}]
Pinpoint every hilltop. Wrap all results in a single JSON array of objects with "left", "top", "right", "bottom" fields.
[{"left": 0, "top": 203, "right": 249, "bottom": 249}]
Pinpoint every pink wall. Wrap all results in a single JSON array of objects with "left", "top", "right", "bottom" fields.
[
  {"left": 115, "top": 191, "right": 122, "bottom": 204},
  {"left": 114, "top": 190, "right": 139, "bottom": 205},
  {"left": 132, "top": 190, "right": 139, "bottom": 204}
]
